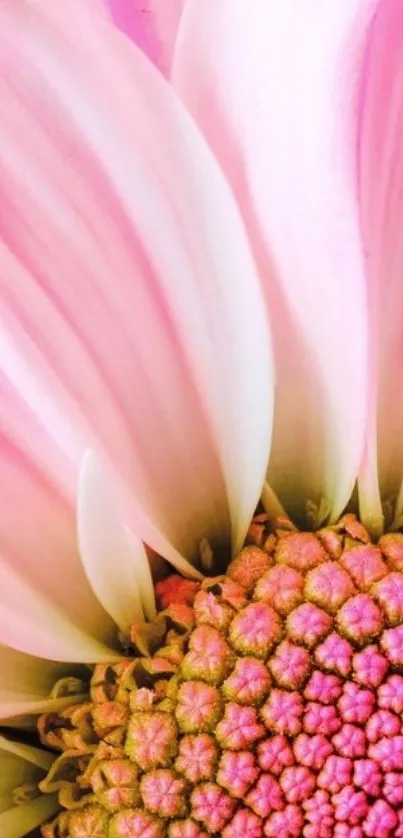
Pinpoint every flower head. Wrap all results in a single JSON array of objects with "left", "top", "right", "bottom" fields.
[
  {"left": 30, "top": 521, "right": 403, "bottom": 836},
  {"left": 2, "top": 1, "right": 403, "bottom": 837}
]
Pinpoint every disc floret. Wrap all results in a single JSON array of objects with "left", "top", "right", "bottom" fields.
[{"left": 38, "top": 515, "right": 403, "bottom": 838}]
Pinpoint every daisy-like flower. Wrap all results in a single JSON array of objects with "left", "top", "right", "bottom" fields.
[{"left": 1, "top": 1, "right": 403, "bottom": 837}]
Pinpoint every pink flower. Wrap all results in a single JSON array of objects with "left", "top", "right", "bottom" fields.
[{"left": 1, "top": 2, "right": 403, "bottom": 836}]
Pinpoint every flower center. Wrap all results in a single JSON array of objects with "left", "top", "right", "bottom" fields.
[{"left": 38, "top": 515, "right": 403, "bottom": 838}]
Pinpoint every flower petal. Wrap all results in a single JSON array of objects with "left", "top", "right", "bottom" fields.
[
  {"left": 0, "top": 0, "right": 272, "bottom": 567},
  {"left": 0, "top": 647, "right": 64, "bottom": 715},
  {"left": 355, "top": 0, "right": 403, "bottom": 528},
  {"left": 104, "top": 0, "right": 184, "bottom": 73},
  {"left": 0, "top": 559, "right": 120, "bottom": 663},
  {"left": 124, "top": 528, "right": 157, "bottom": 621},
  {"left": 173, "top": 0, "right": 371, "bottom": 524},
  {"left": 0, "top": 646, "right": 88, "bottom": 722},
  {"left": 0, "top": 795, "right": 59, "bottom": 838},
  {"left": 78, "top": 450, "right": 160, "bottom": 636},
  {"left": 0, "top": 409, "right": 119, "bottom": 661},
  {"left": 0, "top": 736, "right": 59, "bottom": 838},
  {"left": 0, "top": 737, "right": 55, "bottom": 773}
]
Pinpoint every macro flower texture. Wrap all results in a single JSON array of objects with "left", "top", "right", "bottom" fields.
[{"left": 2, "top": 0, "right": 403, "bottom": 837}]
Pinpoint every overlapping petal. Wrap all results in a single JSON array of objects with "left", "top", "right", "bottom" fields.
[
  {"left": 0, "top": 736, "right": 58, "bottom": 838},
  {"left": 0, "top": 646, "right": 88, "bottom": 722},
  {"left": 0, "top": 382, "right": 119, "bottom": 661},
  {"left": 355, "top": 0, "right": 403, "bottom": 530},
  {"left": 0, "top": 0, "right": 272, "bottom": 666},
  {"left": 173, "top": 0, "right": 371, "bottom": 525},
  {"left": 78, "top": 450, "right": 160, "bottom": 639},
  {"left": 103, "top": 0, "right": 184, "bottom": 74}
]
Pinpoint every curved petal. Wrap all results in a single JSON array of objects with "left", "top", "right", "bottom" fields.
[
  {"left": 104, "top": 0, "right": 184, "bottom": 74},
  {"left": 0, "top": 558, "right": 120, "bottom": 663},
  {"left": 0, "top": 0, "right": 272, "bottom": 570},
  {"left": 355, "top": 0, "right": 403, "bottom": 529},
  {"left": 0, "top": 795, "right": 59, "bottom": 838},
  {"left": 0, "top": 646, "right": 87, "bottom": 721},
  {"left": 124, "top": 528, "right": 157, "bottom": 621},
  {"left": 0, "top": 737, "right": 55, "bottom": 774},
  {"left": 0, "top": 403, "right": 119, "bottom": 661},
  {"left": 78, "top": 450, "right": 161, "bottom": 637},
  {"left": 173, "top": 0, "right": 371, "bottom": 525},
  {"left": 0, "top": 737, "right": 58, "bottom": 838}
]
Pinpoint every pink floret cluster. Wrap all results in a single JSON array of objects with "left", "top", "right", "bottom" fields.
[{"left": 39, "top": 522, "right": 403, "bottom": 838}]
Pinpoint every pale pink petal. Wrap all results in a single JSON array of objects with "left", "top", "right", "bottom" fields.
[
  {"left": 0, "top": 736, "right": 58, "bottom": 838},
  {"left": 78, "top": 450, "right": 160, "bottom": 636},
  {"left": 173, "top": 0, "right": 371, "bottom": 524},
  {"left": 356, "top": 0, "right": 403, "bottom": 529},
  {"left": 105, "top": 0, "right": 184, "bottom": 73},
  {"left": 0, "top": 407, "right": 120, "bottom": 660},
  {"left": 0, "top": 558, "right": 120, "bottom": 662},
  {"left": 0, "top": 0, "right": 272, "bottom": 570},
  {"left": 124, "top": 527, "right": 157, "bottom": 621}
]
